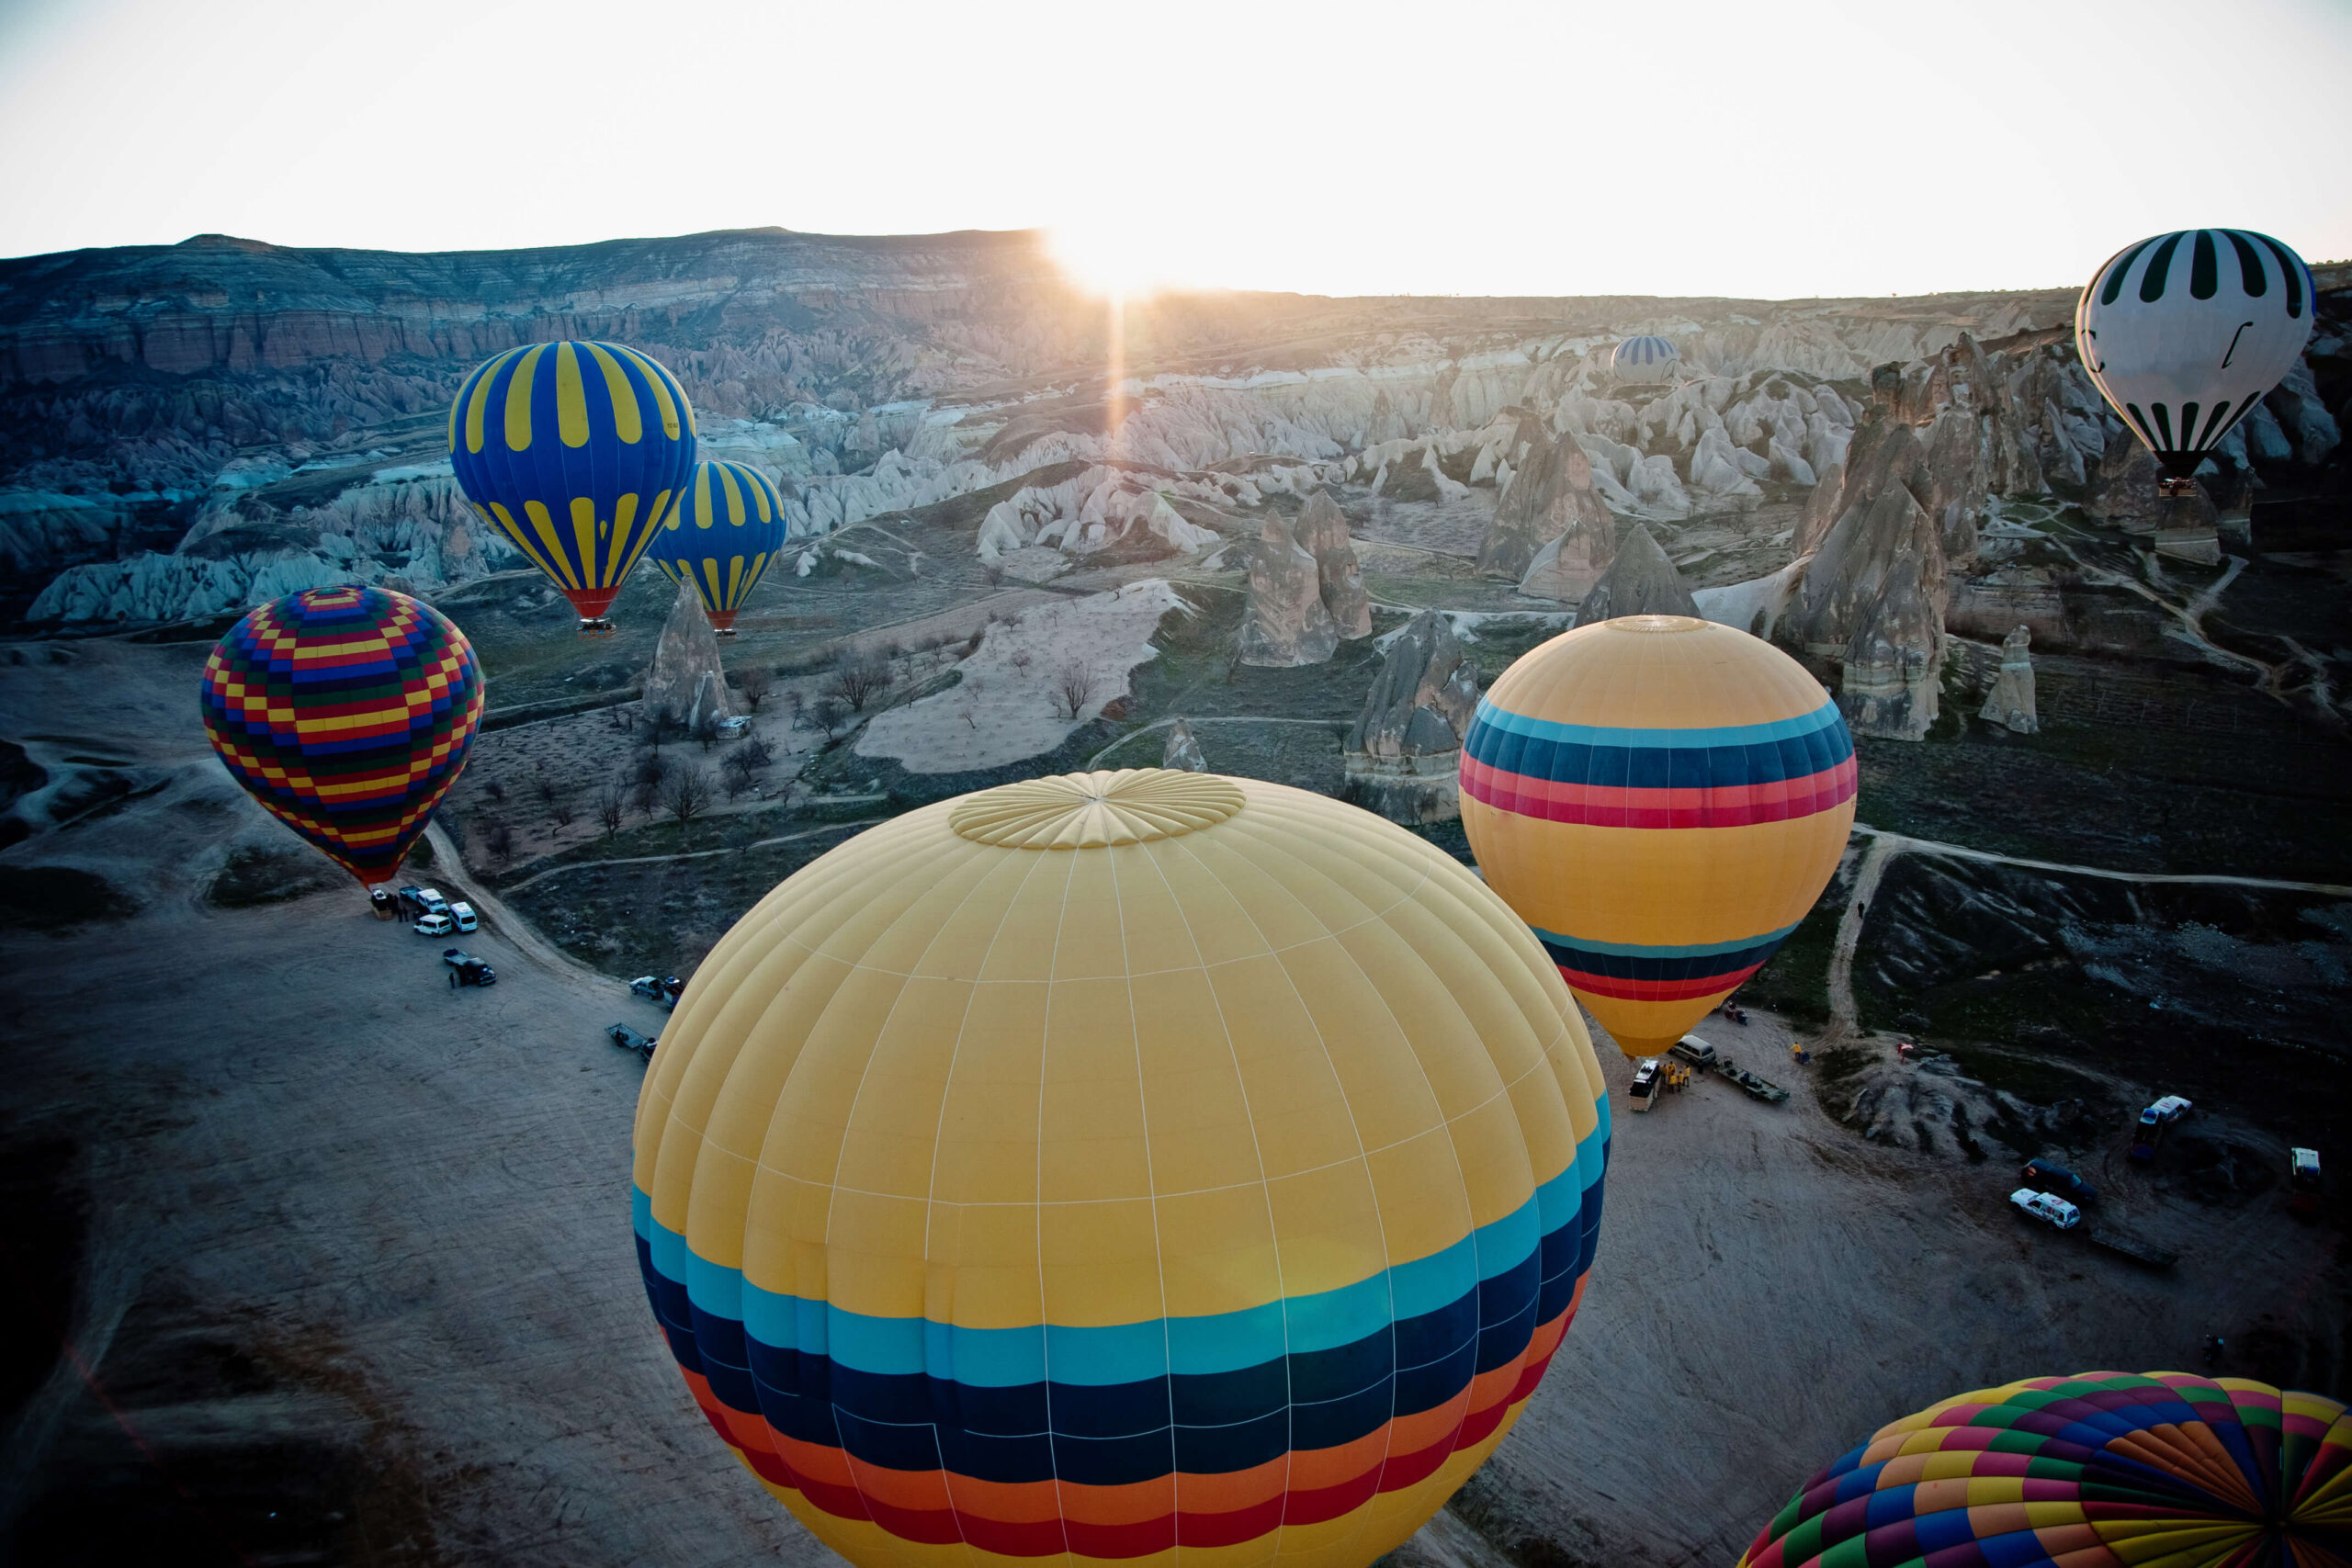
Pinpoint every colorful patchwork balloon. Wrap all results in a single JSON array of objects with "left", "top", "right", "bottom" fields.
[
  {"left": 633, "top": 769, "right": 1611, "bottom": 1568},
  {"left": 1459, "top": 615, "right": 1855, "bottom": 1058},
  {"left": 199, "top": 584, "right": 483, "bottom": 887},
  {"left": 1737, "top": 1371, "right": 2352, "bottom": 1568},
  {"left": 447, "top": 340, "right": 697, "bottom": 632},
  {"left": 645, "top": 458, "right": 790, "bottom": 635}
]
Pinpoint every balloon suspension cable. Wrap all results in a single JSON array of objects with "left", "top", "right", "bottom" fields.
[{"left": 577, "top": 616, "right": 617, "bottom": 637}]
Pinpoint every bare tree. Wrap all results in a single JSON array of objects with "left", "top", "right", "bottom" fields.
[
  {"left": 960, "top": 674, "right": 985, "bottom": 729},
  {"left": 594, "top": 776, "right": 628, "bottom": 838},
  {"left": 1009, "top": 648, "right": 1034, "bottom": 675},
  {"left": 483, "top": 779, "right": 505, "bottom": 804},
  {"left": 810, "top": 694, "right": 851, "bottom": 736},
  {"left": 693, "top": 710, "right": 722, "bottom": 750},
  {"left": 647, "top": 703, "right": 683, "bottom": 749},
  {"left": 823, "top": 649, "right": 895, "bottom": 713},
  {"left": 632, "top": 751, "right": 670, "bottom": 814},
  {"left": 735, "top": 666, "right": 775, "bottom": 712},
  {"left": 549, "top": 791, "right": 576, "bottom": 829},
  {"left": 486, "top": 821, "right": 514, "bottom": 863},
  {"left": 660, "top": 765, "right": 713, "bottom": 827},
  {"left": 1054, "top": 660, "right": 1099, "bottom": 721},
  {"left": 730, "top": 735, "right": 775, "bottom": 773}
]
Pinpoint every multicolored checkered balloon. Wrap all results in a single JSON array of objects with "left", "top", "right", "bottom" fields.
[
  {"left": 1738, "top": 1371, "right": 2352, "bottom": 1568},
  {"left": 200, "top": 585, "right": 484, "bottom": 886}
]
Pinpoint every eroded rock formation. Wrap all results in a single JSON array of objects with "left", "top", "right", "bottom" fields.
[
  {"left": 1979, "top": 625, "right": 2038, "bottom": 734},
  {"left": 1238, "top": 513, "right": 1338, "bottom": 667},
  {"left": 1342, "top": 610, "right": 1479, "bottom": 823},
  {"left": 1162, "top": 719, "right": 1207, "bottom": 772},
  {"left": 642, "top": 575, "right": 738, "bottom": 731},
  {"left": 1568, "top": 525, "right": 1698, "bottom": 626},
  {"left": 1291, "top": 491, "right": 1372, "bottom": 638},
  {"left": 1477, "top": 430, "right": 1614, "bottom": 586},
  {"left": 1839, "top": 556, "right": 1943, "bottom": 741}
]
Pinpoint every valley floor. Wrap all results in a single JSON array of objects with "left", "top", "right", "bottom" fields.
[{"left": 0, "top": 641, "right": 2343, "bottom": 1566}]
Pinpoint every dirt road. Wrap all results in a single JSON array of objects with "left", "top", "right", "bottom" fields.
[{"left": 2, "top": 638, "right": 2343, "bottom": 1566}]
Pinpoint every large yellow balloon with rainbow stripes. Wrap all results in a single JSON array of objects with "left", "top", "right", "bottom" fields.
[
  {"left": 1460, "top": 615, "right": 1856, "bottom": 1058},
  {"left": 633, "top": 770, "right": 1611, "bottom": 1568}
]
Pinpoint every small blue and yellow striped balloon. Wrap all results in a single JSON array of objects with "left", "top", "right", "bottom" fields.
[
  {"left": 645, "top": 459, "right": 790, "bottom": 632},
  {"left": 447, "top": 342, "right": 697, "bottom": 625}
]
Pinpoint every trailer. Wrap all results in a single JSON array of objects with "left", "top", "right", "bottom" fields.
[
  {"left": 1715, "top": 1056, "right": 1790, "bottom": 1105},
  {"left": 2087, "top": 1226, "right": 2179, "bottom": 1270},
  {"left": 608, "top": 1023, "right": 658, "bottom": 1064}
]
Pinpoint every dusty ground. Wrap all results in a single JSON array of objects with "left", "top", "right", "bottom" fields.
[{"left": 2, "top": 637, "right": 2344, "bottom": 1567}]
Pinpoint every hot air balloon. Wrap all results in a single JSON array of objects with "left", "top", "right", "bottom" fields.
[
  {"left": 634, "top": 769, "right": 1611, "bottom": 1568},
  {"left": 1459, "top": 615, "right": 1854, "bottom": 1059},
  {"left": 2075, "top": 229, "right": 2315, "bottom": 497},
  {"left": 644, "top": 458, "right": 790, "bottom": 636},
  {"left": 1736, "top": 1371, "right": 2351, "bottom": 1568},
  {"left": 1611, "top": 335, "right": 1679, "bottom": 384},
  {"left": 447, "top": 341, "right": 696, "bottom": 634},
  {"left": 199, "top": 584, "right": 483, "bottom": 888}
]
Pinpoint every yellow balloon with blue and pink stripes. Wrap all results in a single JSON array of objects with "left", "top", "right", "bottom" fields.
[{"left": 1460, "top": 615, "right": 1856, "bottom": 1058}]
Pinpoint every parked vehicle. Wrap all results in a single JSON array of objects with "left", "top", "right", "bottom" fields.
[
  {"left": 1668, "top": 1035, "right": 1716, "bottom": 1071},
  {"left": 369, "top": 887, "right": 398, "bottom": 921},
  {"left": 448, "top": 900, "right": 478, "bottom": 933},
  {"left": 2290, "top": 1147, "right": 2323, "bottom": 1217},
  {"left": 442, "top": 947, "right": 480, "bottom": 968},
  {"left": 608, "top": 1023, "right": 658, "bottom": 1063},
  {"left": 2140, "top": 1095, "right": 2192, "bottom": 1128},
  {"left": 1628, "top": 1056, "right": 1663, "bottom": 1112},
  {"left": 413, "top": 911, "right": 454, "bottom": 937},
  {"left": 1717, "top": 1056, "right": 1791, "bottom": 1105},
  {"left": 449, "top": 959, "right": 496, "bottom": 987},
  {"left": 2021, "top": 1158, "right": 2097, "bottom": 1203},
  {"left": 630, "top": 975, "right": 684, "bottom": 1010},
  {"left": 2009, "top": 1189, "right": 2081, "bottom": 1230},
  {"left": 396, "top": 885, "right": 436, "bottom": 919}
]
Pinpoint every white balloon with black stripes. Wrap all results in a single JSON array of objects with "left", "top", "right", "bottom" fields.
[{"left": 2074, "top": 229, "right": 2314, "bottom": 487}]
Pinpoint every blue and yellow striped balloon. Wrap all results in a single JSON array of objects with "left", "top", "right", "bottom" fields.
[
  {"left": 447, "top": 342, "right": 697, "bottom": 628},
  {"left": 646, "top": 459, "right": 790, "bottom": 634}
]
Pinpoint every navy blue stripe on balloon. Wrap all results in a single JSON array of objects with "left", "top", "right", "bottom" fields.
[
  {"left": 1463, "top": 711, "right": 1852, "bottom": 793},
  {"left": 639, "top": 1197, "right": 1599, "bottom": 1487},
  {"left": 2224, "top": 231, "right": 2267, "bottom": 298},
  {"left": 2195, "top": 400, "right": 2236, "bottom": 449},
  {"left": 2189, "top": 231, "right": 2218, "bottom": 299},
  {"left": 1536, "top": 931, "right": 1788, "bottom": 985},
  {"left": 2099, "top": 239, "right": 2154, "bottom": 306},
  {"left": 2138, "top": 232, "right": 2184, "bottom": 303},
  {"left": 2250, "top": 231, "right": 2305, "bottom": 318},
  {"left": 2151, "top": 403, "right": 2176, "bottom": 449}
]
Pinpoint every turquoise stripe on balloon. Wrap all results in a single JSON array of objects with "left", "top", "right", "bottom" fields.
[
  {"left": 1472, "top": 695, "right": 1844, "bottom": 750},
  {"left": 645, "top": 1122, "right": 1603, "bottom": 1387},
  {"left": 1533, "top": 920, "right": 1802, "bottom": 960}
]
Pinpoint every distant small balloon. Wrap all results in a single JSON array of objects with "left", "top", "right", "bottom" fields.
[
  {"left": 644, "top": 459, "right": 790, "bottom": 635},
  {"left": 2075, "top": 229, "right": 2314, "bottom": 487},
  {"left": 199, "top": 584, "right": 483, "bottom": 887},
  {"left": 447, "top": 341, "right": 697, "bottom": 633},
  {"left": 1611, "top": 335, "right": 1679, "bottom": 383}
]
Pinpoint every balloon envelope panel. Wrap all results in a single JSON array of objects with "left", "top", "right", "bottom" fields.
[
  {"left": 446, "top": 341, "right": 697, "bottom": 619},
  {"left": 1737, "top": 1371, "right": 2352, "bottom": 1568},
  {"left": 199, "top": 584, "right": 483, "bottom": 886},
  {"left": 2075, "top": 229, "right": 2314, "bottom": 478},
  {"left": 646, "top": 458, "right": 790, "bottom": 630},
  {"left": 632, "top": 770, "right": 1611, "bottom": 1568},
  {"left": 1459, "top": 615, "right": 1854, "bottom": 1056}
]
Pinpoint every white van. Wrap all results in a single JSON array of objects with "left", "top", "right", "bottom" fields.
[
  {"left": 1628, "top": 1057, "right": 1663, "bottom": 1112},
  {"left": 448, "top": 900, "right": 478, "bottom": 933},
  {"left": 413, "top": 911, "right": 455, "bottom": 937}
]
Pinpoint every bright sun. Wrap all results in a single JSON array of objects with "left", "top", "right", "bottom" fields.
[{"left": 1046, "top": 223, "right": 1186, "bottom": 300}]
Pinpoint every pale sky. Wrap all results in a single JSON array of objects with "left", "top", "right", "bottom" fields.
[{"left": 1, "top": 0, "right": 2346, "bottom": 300}]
